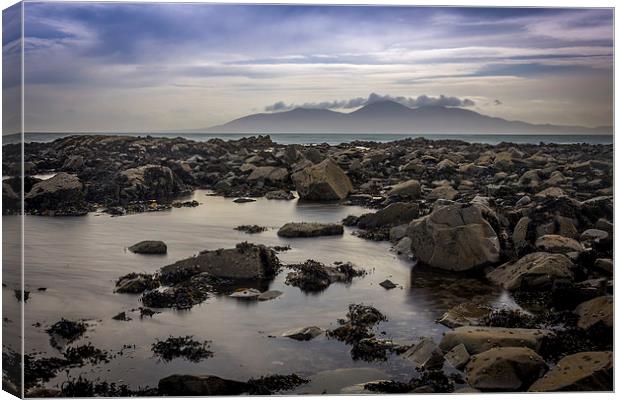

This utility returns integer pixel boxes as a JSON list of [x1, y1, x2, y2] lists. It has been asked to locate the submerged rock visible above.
[[277, 222, 343, 238], [292, 159, 353, 201], [407, 203, 500, 271]]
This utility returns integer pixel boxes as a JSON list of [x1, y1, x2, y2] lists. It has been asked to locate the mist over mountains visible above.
[[203, 101, 611, 134]]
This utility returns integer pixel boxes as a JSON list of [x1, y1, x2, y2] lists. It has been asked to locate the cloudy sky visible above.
[[5, 3, 614, 132]]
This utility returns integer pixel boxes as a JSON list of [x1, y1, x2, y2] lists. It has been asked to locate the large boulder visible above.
[[407, 203, 500, 271], [388, 179, 421, 199], [439, 326, 551, 355], [357, 202, 419, 229], [158, 375, 248, 396], [160, 243, 278, 280], [574, 296, 613, 331], [25, 173, 85, 212], [529, 352, 612, 392], [486, 252, 574, 291], [466, 347, 547, 391], [277, 222, 344, 238], [292, 159, 353, 201], [116, 164, 186, 203]]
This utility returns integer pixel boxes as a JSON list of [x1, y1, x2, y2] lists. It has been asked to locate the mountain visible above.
[[202, 100, 612, 134]]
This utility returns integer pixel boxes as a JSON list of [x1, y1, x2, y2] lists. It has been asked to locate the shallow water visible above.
[[4, 191, 514, 392]]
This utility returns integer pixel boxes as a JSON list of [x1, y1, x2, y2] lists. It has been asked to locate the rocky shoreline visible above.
[[3, 134, 613, 394]]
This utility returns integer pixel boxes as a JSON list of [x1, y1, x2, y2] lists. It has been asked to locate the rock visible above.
[[128, 240, 167, 254], [115, 272, 159, 294], [486, 252, 574, 291], [595, 218, 613, 235], [265, 190, 295, 200], [160, 243, 279, 280], [247, 166, 288, 182], [402, 337, 444, 370], [437, 303, 492, 328], [534, 187, 566, 199], [388, 179, 421, 199], [233, 197, 256, 203], [2, 182, 20, 213], [407, 203, 500, 271], [512, 216, 531, 253], [534, 235, 583, 254], [112, 311, 131, 321], [466, 347, 547, 391], [229, 288, 261, 299], [393, 237, 413, 257], [439, 326, 551, 354], [117, 165, 185, 203], [277, 222, 344, 238], [516, 195, 531, 207], [285, 260, 364, 292], [529, 352, 612, 392], [282, 326, 323, 341], [158, 374, 248, 396], [444, 343, 470, 369], [292, 159, 353, 201], [62, 155, 84, 171], [257, 290, 283, 301], [580, 229, 609, 242], [25, 172, 85, 212], [379, 279, 397, 290], [427, 185, 458, 201], [357, 202, 419, 229], [574, 296, 613, 331], [594, 258, 613, 274], [389, 224, 408, 241]]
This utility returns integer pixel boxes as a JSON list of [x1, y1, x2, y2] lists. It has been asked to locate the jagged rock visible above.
[[292, 159, 353, 201], [115, 273, 159, 294], [388, 179, 421, 199], [529, 352, 612, 392], [282, 326, 323, 341], [444, 343, 470, 369], [379, 279, 397, 290], [277, 222, 344, 238], [160, 243, 278, 280], [466, 347, 547, 391], [439, 326, 551, 354], [357, 202, 419, 229], [574, 296, 613, 331], [402, 337, 444, 370], [158, 374, 248, 396], [486, 252, 574, 291], [117, 165, 185, 202], [25, 173, 85, 213], [128, 240, 167, 254], [407, 203, 500, 271]]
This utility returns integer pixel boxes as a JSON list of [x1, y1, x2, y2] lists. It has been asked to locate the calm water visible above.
[[2, 132, 614, 146], [3, 191, 515, 393]]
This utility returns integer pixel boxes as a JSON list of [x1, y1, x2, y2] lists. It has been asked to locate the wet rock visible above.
[[172, 199, 199, 208], [408, 203, 500, 271], [112, 312, 131, 321], [379, 279, 397, 290], [25, 173, 87, 215], [128, 240, 167, 254], [529, 351, 612, 392], [277, 222, 343, 238], [437, 303, 492, 328], [115, 273, 159, 294], [158, 374, 248, 396], [285, 260, 364, 292], [439, 326, 551, 354], [229, 288, 261, 299], [233, 197, 256, 203], [534, 235, 583, 254], [574, 296, 612, 331], [444, 343, 470, 369], [234, 225, 267, 234], [466, 347, 547, 391], [160, 242, 279, 280], [117, 165, 186, 203], [257, 290, 283, 301], [387, 179, 421, 199], [151, 336, 213, 363], [265, 190, 295, 200], [402, 337, 444, 370], [292, 159, 353, 201], [393, 237, 413, 257], [357, 202, 419, 229], [282, 326, 323, 341], [327, 304, 386, 345], [486, 252, 574, 291]]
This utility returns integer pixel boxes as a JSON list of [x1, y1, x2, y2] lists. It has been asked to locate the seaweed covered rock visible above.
[[292, 159, 353, 201], [407, 203, 500, 271], [285, 260, 364, 292], [158, 375, 248, 396]]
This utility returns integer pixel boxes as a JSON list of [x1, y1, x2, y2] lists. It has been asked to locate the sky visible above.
[[2, 2, 614, 132]]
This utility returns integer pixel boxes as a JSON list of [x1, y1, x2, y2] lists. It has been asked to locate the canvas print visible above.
[[1, 1, 614, 397]]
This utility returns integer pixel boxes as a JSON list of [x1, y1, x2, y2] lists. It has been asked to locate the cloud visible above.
[[264, 93, 476, 112]]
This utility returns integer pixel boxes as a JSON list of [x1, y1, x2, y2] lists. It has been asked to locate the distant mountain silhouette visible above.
[[202, 100, 611, 134]]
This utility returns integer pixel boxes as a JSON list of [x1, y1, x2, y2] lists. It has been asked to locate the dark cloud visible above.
[[265, 93, 476, 112]]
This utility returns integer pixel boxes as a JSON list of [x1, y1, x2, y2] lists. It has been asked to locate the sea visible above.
[[1, 132, 614, 146]]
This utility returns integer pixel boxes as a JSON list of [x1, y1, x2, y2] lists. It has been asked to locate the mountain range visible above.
[[202, 100, 611, 134]]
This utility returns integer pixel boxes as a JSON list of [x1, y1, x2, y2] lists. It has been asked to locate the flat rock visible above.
[[407, 203, 500, 271], [574, 295, 613, 330], [437, 302, 492, 328], [466, 347, 547, 391], [229, 288, 261, 299], [257, 290, 283, 301], [486, 252, 574, 291], [277, 222, 344, 238], [439, 326, 552, 354], [529, 351, 612, 392], [282, 326, 323, 341]]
